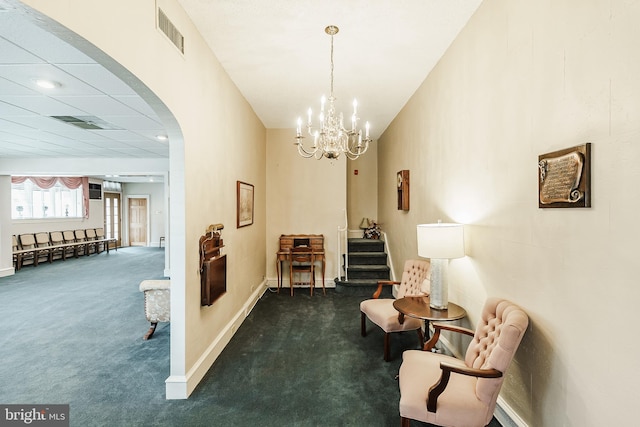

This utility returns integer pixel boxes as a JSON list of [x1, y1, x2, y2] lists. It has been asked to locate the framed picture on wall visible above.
[[236, 181, 254, 228]]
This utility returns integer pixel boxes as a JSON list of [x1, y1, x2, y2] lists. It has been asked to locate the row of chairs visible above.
[[12, 228, 117, 271]]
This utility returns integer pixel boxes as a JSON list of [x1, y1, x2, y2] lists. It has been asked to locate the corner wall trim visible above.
[[0, 267, 15, 278]]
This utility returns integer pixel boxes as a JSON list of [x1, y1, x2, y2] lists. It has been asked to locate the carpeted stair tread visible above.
[[347, 264, 389, 271], [336, 238, 391, 294], [345, 253, 387, 268], [347, 238, 385, 252], [334, 278, 390, 296]]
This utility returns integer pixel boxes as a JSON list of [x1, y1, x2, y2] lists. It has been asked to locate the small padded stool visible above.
[[139, 280, 170, 340]]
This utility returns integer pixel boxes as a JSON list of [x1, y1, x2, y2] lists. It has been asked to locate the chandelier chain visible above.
[[329, 32, 334, 96]]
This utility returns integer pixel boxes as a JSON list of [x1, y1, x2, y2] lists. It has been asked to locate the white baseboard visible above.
[[0, 267, 15, 277], [165, 280, 268, 399], [495, 396, 528, 427]]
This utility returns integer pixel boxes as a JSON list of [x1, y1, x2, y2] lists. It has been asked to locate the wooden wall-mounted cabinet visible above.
[[397, 170, 409, 211]]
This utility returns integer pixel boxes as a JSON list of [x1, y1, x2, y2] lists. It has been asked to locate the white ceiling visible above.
[[179, 0, 483, 138], [0, 7, 169, 160], [0, 0, 482, 161]]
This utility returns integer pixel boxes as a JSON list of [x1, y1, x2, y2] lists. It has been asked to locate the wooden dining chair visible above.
[[289, 246, 314, 296]]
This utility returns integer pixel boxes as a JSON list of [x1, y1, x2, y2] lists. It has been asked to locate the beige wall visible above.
[[378, 0, 639, 425], [22, 0, 267, 398], [266, 129, 346, 287], [347, 140, 378, 233]]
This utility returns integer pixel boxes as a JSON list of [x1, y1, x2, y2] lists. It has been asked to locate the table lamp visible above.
[[360, 217, 370, 229], [417, 222, 465, 309]]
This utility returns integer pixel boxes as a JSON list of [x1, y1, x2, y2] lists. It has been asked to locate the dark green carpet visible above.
[[0, 247, 500, 426]]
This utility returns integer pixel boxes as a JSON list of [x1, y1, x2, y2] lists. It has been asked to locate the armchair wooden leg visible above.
[[143, 322, 158, 340], [384, 332, 391, 362], [400, 416, 410, 427], [361, 312, 367, 337]]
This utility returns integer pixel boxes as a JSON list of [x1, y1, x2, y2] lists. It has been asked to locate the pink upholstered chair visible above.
[[360, 259, 431, 361], [398, 298, 529, 427]]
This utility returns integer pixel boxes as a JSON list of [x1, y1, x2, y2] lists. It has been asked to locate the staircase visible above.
[[334, 238, 391, 296]]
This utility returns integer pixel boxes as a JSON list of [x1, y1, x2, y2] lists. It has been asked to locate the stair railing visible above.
[[337, 209, 349, 281], [380, 231, 397, 282]]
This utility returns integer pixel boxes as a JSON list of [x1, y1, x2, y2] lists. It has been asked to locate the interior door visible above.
[[129, 198, 148, 246], [104, 192, 121, 249]]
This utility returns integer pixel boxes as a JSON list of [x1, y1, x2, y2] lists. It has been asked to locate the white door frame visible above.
[[126, 195, 150, 246]]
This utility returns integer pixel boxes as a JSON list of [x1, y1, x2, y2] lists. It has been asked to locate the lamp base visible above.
[[429, 258, 448, 309]]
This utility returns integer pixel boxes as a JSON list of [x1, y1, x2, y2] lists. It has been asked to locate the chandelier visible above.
[[295, 25, 371, 160]]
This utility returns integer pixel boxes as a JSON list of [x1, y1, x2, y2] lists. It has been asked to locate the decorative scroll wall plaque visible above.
[[538, 143, 591, 208]]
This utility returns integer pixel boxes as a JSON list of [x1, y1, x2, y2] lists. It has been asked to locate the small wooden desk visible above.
[[276, 234, 325, 293], [393, 296, 466, 341]]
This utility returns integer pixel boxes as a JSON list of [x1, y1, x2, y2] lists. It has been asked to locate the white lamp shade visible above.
[[417, 223, 465, 259]]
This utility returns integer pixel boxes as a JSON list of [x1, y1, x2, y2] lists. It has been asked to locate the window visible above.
[[11, 177, 87, 219]]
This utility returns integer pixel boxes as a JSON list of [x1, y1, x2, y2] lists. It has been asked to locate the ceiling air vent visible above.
[[158, 8, 184, 54], [50, 115, 121, 130]]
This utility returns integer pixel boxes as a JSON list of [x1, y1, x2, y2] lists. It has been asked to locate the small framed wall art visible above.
[[538, 143, 591, 208], [236, 181, 254, 227]]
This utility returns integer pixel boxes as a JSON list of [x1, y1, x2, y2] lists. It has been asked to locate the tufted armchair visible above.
[[398, 298, 529, 427], [360, 259, 431, 361], [139, 280, 171, 340]]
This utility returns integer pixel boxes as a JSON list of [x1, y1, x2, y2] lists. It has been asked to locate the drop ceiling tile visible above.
[[93, 129, 156, 142], [53, 95, 139, 116], [100, 114, 163, 131], [0, 100, 35, 116], [0, 64, 103, 96], [57, 64, 138, 96], [0, 13, 95, 64], [0, 76, 40, 95], [0, 37, 43, 64], [1, 94, 88, 116], [0, 118, 37, 133], [113, 95, 160, 117]]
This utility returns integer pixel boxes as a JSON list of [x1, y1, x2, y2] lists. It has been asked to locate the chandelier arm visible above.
[[344, 136, 370, 156], [345, 145, 369, 157], [296, 140, 319, 158]]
